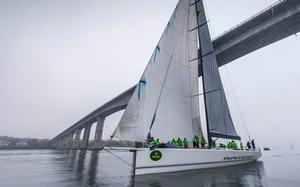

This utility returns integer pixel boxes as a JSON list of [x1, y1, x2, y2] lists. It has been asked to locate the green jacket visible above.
[[200, 138, 207, 145], [192, 136, 199, 143], [183, 139, 189, 146], [240, 143, 244, 149], [227, 142, 232, 149], [177, 138, 183, 146], [211, 141, 216, 149], [153, 140, 160, 145], [231, 141, 237, 149], [171, 139, 177, 145]]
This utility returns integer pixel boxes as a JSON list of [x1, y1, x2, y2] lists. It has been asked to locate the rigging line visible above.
[[189, 21, 209, 32], [110, 135, 132, 148], [103, 148, 134, 169], [191, 88, 219, 97], [189, 50, 214, 62], [190, 0, 200, 7], [148, 32, 181, 131], [149, 49, 176, 131], [106, 146, 134, 153], [223, 67, 251, 141]]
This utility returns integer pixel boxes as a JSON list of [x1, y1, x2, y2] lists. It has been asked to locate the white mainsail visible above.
[[113, 0, 202, 142]]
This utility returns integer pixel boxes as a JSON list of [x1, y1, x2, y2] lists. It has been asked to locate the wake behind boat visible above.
[[109, 0, 262, 175]]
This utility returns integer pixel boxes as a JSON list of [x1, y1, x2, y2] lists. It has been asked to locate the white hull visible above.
[[135, 148, 261, 175]]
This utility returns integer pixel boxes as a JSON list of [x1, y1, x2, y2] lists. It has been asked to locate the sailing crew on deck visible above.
[[251, 139, 256, 150], [183, 138, 189, 149], [246, 141, 251, 150], [171, 138, 177, 145], [227, 141, 232, 149], [200, 137, 207, 148], [232, 140, 237, 149], [177, 137, 183, 147], [152, 138, 160, 147], [240, 142, 244, 150], [192, 135, 199, 148], [211, 140, 216, 149], [220, 143, 226, 149]]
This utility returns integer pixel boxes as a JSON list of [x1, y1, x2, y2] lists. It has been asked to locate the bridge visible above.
[[50, 0, 300, 149]]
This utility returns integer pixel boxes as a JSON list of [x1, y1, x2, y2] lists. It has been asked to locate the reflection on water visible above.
[[54, 150, 133, 187], [1, 149, 300, 187], [88, 151, 99, 185], [136, 161, 266, 187]]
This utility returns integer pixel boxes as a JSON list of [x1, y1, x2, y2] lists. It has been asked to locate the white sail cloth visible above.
[[113, 0, 203, 142]]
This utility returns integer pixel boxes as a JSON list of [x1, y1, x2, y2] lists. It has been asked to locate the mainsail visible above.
[[113, 0, 203, 142], [196, 1, 241, 140]]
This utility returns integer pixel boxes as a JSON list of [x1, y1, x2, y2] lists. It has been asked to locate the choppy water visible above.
[[0, 149, 299, 187]]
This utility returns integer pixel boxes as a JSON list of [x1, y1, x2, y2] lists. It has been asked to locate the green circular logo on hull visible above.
[[150, 150, 162, 161]]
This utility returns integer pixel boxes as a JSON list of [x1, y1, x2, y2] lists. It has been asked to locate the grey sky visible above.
[[0, 0, 299, 148]]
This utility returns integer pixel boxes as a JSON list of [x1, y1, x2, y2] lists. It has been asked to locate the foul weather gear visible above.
[[171, 138, 177, 145], [183, 138, 189, 148], [200, 137, 207, 148], [251, 139, 256, 150], [177, 138, 183, 147], [240, 142, 244, 150]]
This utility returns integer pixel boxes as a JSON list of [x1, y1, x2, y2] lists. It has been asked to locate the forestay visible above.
[[113, 0, 203, 142]]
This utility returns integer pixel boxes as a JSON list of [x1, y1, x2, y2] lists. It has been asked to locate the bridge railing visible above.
[[213, 0, 284, 41]]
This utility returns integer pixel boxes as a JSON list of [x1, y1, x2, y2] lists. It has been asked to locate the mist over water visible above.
[[0, 149, 299, 187]]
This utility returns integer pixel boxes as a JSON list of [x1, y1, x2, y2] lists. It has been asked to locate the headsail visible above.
[[113, 0, 203, 142], [196, 1, 241, 140]]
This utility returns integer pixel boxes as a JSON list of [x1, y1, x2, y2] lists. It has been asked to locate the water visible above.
[[0, 149, 299, 187]]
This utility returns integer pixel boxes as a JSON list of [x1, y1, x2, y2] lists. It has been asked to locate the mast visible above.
[[195, 1, 211, 145]]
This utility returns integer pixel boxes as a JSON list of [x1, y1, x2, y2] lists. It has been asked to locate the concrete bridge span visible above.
[[50, 0, 300, 149]]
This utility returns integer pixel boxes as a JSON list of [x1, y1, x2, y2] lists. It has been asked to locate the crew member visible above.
[[183, 138, 189, 149], [227, 141, 232, 149], [232, 140, 237, 149], [154, 138, 160, 146], [196, 136, 200, 148], [177, 137, 183, 147], [211, 140, 216, 149], [171, 138, 177, 145], [192, 135, 198, 148], [251, 139, 256, 150], [240, 142, 244, 150], [220, 143, 226, 149], [200, 137, 207, 148], [246, 141, 251, 150]]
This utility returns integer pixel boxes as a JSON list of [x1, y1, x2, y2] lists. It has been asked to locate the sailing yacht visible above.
[[110, 0, 261, 175]]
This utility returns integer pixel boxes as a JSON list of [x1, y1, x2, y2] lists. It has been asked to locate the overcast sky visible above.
[[0, 0, 299, 149]]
